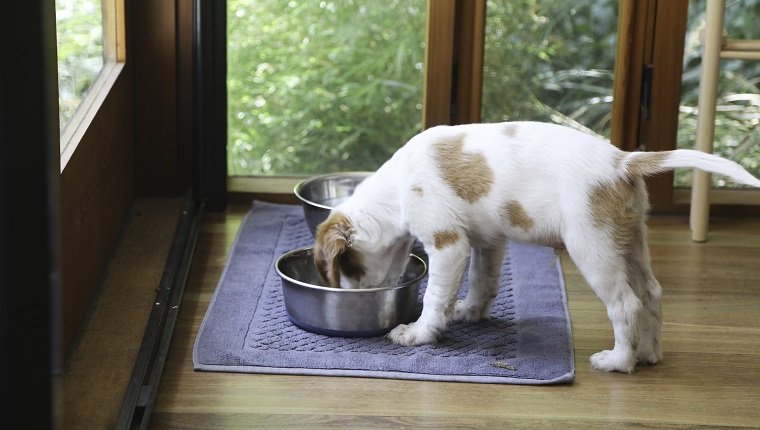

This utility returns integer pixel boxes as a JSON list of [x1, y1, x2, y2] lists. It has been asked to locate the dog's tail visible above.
[[622, 149, 760, 188]]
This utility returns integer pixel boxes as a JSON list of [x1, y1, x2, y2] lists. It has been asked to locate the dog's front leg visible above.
[[452, 239, 507, 323], [387, 240, 469, 346]]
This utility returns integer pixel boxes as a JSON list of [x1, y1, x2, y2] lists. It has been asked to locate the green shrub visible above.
[[227, 0, 425, 175]]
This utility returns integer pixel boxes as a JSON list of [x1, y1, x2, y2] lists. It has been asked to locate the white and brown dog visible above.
[[313, 121, 760, 373]]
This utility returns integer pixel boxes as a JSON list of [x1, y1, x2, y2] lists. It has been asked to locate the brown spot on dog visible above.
[[502, 200, 534, 232], [433, 135, 494, 203], [433, 230, 459, 250], [589, 179, 644, 250], [314, 212, 365, 288], [504, 123, 518, 138], [412, 185, 424, 196], [542, 236, 566, 250], [625, 152, 669, 177]]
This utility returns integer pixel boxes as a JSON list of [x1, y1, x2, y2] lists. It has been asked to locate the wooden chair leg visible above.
[[690, 0, 725, 242]]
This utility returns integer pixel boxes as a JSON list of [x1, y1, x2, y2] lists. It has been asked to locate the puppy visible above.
[[313, 121, 760, 373]]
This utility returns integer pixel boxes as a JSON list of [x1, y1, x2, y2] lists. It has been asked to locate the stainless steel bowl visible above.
[[293, 172, 372, 237], [275, 247, 427, 337]]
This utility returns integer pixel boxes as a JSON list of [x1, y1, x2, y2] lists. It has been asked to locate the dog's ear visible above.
[[314, 212, 355, 288]]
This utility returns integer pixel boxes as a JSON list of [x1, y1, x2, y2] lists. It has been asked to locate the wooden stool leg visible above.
[[690, 0, 725, 242]]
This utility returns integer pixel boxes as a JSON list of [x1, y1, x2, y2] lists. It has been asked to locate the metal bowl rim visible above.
[[275, 246, 427, 293], [293, 171, 374, 210]]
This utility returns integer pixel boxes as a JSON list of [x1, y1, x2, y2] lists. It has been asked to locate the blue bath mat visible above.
[[193, 201, 575, 384]]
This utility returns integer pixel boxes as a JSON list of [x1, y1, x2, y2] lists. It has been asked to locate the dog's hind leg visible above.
[[452, 238, 508, 323], [566, 233, 642, 373], [627, 223, 663, 366]]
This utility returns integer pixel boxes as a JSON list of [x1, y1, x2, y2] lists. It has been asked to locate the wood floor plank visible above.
[[151, 204, 760, 429]]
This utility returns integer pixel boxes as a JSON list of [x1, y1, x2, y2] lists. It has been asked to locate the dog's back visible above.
[[390, 122, 623, 245]]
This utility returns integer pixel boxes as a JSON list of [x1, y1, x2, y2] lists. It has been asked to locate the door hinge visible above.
[[640, 64, 654, 120], [450, 60, 459, 121]]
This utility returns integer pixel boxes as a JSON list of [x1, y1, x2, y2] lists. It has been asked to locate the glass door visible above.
[[481, 1, 619, 138], [676, 0, 760, 190], [227, 0, 426, 178]]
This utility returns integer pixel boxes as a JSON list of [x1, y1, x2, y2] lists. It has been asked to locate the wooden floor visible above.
[[142, 201, 760, 429]]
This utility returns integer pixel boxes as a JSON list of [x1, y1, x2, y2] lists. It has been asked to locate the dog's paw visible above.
[[590, 349, 636, 374], [636, 347, 663, 366], [386, 322, 438, 346], [451, 300, 489, 323]]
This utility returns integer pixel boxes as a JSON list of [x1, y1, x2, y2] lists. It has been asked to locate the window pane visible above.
[[227, 0, 426, 176], [481, 0, 618, 138], [676, 0, 760, 189], [56, 0, 105, 132]]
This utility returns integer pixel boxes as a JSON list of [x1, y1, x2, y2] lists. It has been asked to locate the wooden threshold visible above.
[[116, 193, 203, 430]]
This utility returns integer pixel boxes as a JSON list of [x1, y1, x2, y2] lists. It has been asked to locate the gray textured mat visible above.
[[193, 201, 574, 384]]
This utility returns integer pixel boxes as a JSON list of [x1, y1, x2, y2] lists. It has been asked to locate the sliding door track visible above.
[[116, 194, 204, 430]]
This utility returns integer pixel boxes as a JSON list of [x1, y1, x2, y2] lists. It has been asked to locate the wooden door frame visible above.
[[613, 0, 690, 211], [193, 0, 229, 212], [424, 0, 486, 128], [0, 1, 58, 426], [613, 0, 759, 214]]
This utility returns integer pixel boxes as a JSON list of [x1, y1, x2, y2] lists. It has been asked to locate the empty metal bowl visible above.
[[293, 172, 372, 237], [275, 247, 427, 337]]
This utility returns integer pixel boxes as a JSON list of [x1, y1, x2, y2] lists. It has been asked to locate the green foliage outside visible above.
[[228, 0, 759, 187], [228, 0, 619, 176], [227, 0, 426, 175], [56, 0, 104, 132], [676, 0, 760, 188], [481, 0, 618, 137]]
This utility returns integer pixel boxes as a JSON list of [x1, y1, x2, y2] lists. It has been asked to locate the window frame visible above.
[[59, 0, 126, 172]]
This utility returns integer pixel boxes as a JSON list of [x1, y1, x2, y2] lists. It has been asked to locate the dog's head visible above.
[[313, 211, 413, 289]]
